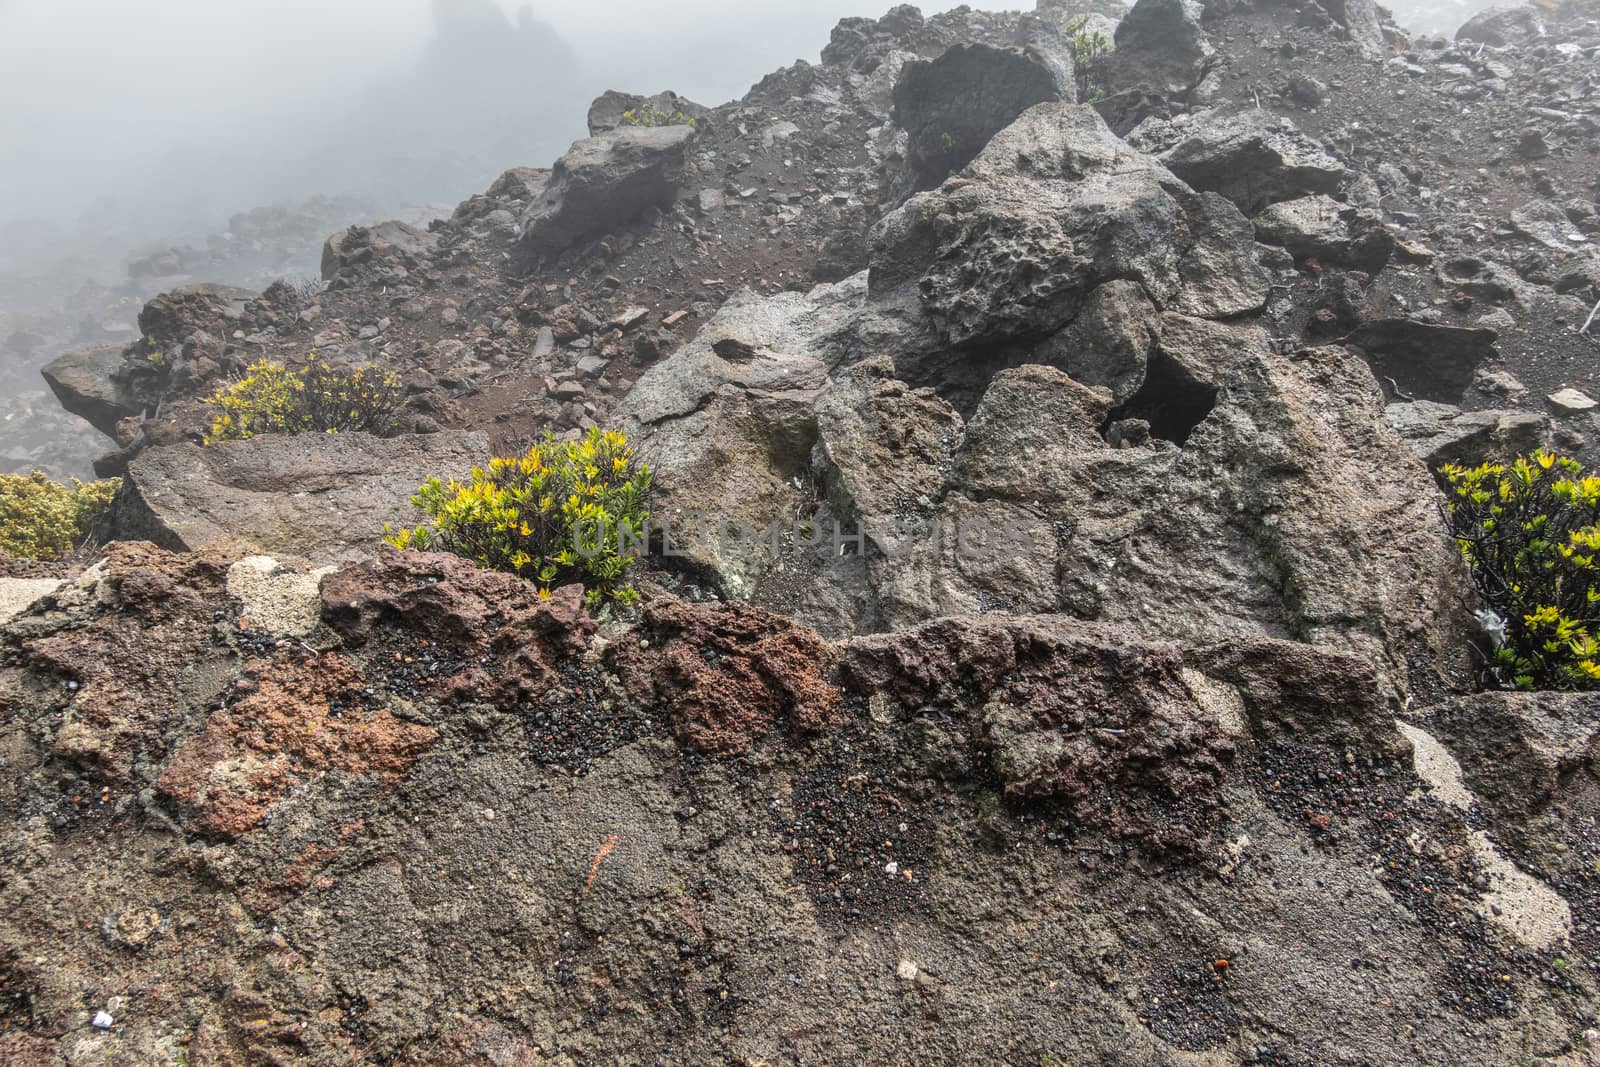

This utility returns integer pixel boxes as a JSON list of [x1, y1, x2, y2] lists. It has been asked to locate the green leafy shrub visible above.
[[1441, 450, 1600, 690], [0, 472, 121, 560], [386, 427, 653, 609], [204, 358, 403, 444], [619, 108, 696, 129], [1066, 15, 1112, 103]]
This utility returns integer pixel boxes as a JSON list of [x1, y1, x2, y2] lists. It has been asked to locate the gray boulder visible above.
[[516, 126, 694, 263], [871, 102, 1267, 345], [1384, 400, 1551, 468], [1129, 109, 1351, 214], [1033, 280, 1159, 404], [1172, 188, 1272, 318], [892, 43, 1073, 192], [1342, 319, 1499, 403], [1324, 0, 1391, 57], [1509, 199, 1592, 252], [113, 431, 488, 563], [1253, 194, 1396, 273], [951, 364, 1111, 501], [1424, 692, 1600, 836], [817, 355, 964, 531], [41, 343, 139, 440], [586, 90, 708, 135], [1456, 5, 1545, 45], [320, 222, 438, 282], [615, 281, 885, 597], [1110, 0, 1214, 93]]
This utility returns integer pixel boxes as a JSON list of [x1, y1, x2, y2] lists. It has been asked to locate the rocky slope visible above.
[[5, 0, 1600, 1063]]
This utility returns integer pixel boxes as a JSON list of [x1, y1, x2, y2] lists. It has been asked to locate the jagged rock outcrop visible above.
[[320, 220, 440, 283], [625, 98, 1468, 699], [40, 343, 140, 440], [516, 125, 695, 263], [136, 283, 259, 347], [1456, 5, 1546, 45], [586, 89, 709, 135], [0, 543, 1587, 1064], [870, 102, 1268, 346], [1129, 109, 1352, 214], [891, 42, 1075, 191], [112, 431, 487, 561], [14, 1, 1600, 1061]]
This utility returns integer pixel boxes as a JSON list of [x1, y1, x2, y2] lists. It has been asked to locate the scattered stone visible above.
[[1253, 195, 1395, 273], [608, 307, 651, 332], [1475, 368, 1527, 398], [1548, 388, 1597, 414]]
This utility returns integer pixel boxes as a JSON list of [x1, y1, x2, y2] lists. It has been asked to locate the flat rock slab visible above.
[[40, 343, 137, 440], [0, 578, 63, 624], [116, 431, 489, 563]]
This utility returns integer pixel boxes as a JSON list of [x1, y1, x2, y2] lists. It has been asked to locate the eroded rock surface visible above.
[[114, 431, 488, 561], [12, 0, 1600, 1061], [0, 545, 1589, 1064]]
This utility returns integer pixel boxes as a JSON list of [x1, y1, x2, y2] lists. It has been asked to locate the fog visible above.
[[0, 0, 983, 263], [0, 0, 1501, 278]]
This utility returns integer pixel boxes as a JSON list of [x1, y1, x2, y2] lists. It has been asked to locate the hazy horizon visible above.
[[0, 0, 1506, 266]]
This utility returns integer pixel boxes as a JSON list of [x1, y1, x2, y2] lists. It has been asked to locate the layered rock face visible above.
[[0, 545, 1587, 1066], [625, 98, 1470, 701], [9, 0, 1600, 1062]]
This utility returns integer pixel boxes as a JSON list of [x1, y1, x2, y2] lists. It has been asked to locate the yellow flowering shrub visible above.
[[205, 358, 402, 444], [619, 108, 696, 128], [1441, 450, 1600, 690], [386, 428, 652, 609], [0, 472, 121, 560]]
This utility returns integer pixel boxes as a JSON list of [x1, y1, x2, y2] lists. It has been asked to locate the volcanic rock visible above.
[[113, 431, 488, 561], [516, 126, 694, 263]]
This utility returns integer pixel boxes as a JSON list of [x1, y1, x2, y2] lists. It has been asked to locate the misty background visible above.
[[0, 0, 1506, 478], [0, 0, 979, 279], [1, 0, 1498, 279]]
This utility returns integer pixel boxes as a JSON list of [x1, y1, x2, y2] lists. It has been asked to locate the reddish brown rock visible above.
[[157, 651, 437, 837], [321, 550, 596, 704], [1188, 636, 1398, 750], [843, 615, 1235, 849], [610, 598, 843, 753], [25, 542, 233, 781]]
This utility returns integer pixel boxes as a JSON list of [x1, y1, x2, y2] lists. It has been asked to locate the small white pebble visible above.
[[896, 960, 919, 981], [91, 1011, 114, 1030], [483, 808, 495, 821], [884, 861, 899, 875]]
